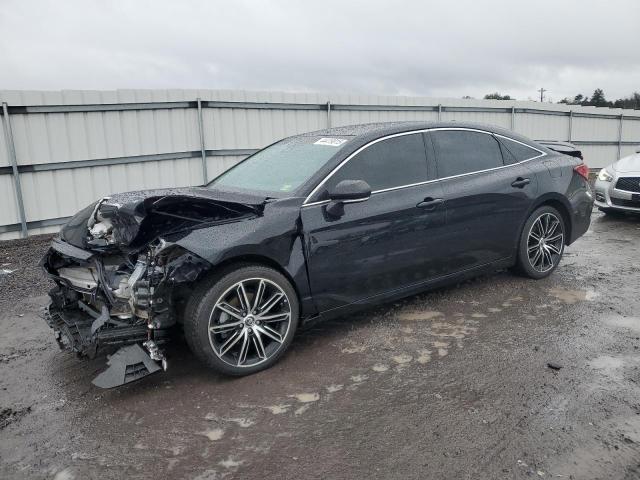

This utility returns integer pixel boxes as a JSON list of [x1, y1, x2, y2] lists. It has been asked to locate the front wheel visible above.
[[184, 264, 299, 376], [514, 206, 565, 279]]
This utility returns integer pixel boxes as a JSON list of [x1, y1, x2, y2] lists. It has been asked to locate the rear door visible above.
[[428, 129, 539, 272], [300, 132, 447, 313]]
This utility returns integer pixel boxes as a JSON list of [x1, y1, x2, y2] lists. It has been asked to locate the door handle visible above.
[[416, 197, 444, 210], [511, 177, 531, 188]]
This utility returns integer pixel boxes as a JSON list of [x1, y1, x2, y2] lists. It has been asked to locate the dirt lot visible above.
[[1, 211, 639, 480]]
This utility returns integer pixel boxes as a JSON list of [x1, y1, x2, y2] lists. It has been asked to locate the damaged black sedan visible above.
[[42, 122, 593, 387]]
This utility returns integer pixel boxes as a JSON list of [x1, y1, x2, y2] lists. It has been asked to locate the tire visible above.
[[184, 264, 299, 376], [514, 206, 566, 279]]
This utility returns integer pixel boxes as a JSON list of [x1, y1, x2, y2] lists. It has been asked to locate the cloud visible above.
[[1, 0, 638, 101]]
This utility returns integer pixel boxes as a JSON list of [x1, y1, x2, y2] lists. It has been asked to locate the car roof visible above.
[[292, 121, 551, 198], [301, 120, 538, 146]]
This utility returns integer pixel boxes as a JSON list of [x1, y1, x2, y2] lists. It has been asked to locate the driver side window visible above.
[[317, 133, 429, 200]]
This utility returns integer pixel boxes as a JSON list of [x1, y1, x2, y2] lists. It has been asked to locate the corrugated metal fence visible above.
[[2, 89, 639, 240]]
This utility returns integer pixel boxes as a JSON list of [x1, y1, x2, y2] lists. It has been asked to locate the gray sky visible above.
[[1, 0, 639, 101]]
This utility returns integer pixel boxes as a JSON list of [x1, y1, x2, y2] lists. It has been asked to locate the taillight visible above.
[[574, 163, 590, 180]]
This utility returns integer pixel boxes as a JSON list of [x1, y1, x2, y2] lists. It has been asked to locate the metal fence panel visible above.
[[578, 144, 620, 167], [9, 106, 201, 165], [205, 154, 245, 181], [442, 110, 511, 130], [620, 144, 639, 159], [203, 106, 326, 150], [572, 115, 621, 142], [0, 174, 19, 227], [512, 112, 569, 141], [0, 112, 8, 168], [332, 108, 439, 127], [1, 88, 639, 240], [622, 117, 640, 144]]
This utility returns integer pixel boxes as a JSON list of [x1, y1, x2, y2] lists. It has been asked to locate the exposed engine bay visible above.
[[41, 190, 260, 388]]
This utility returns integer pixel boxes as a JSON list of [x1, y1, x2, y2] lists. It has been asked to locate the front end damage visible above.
[[41, 190, 260, 388]]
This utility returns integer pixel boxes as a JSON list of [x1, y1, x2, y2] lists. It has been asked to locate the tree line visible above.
[[479, 89, 640, 110], [558, 89, 640, 109]]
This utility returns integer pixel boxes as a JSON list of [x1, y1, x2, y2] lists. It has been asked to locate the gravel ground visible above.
[[0, 234, 53, 314], [1, 212, 640, 480]]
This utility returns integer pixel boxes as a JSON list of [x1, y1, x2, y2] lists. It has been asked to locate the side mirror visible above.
[[325, 180, 371, 217]]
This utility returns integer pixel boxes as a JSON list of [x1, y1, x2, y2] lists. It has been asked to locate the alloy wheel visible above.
[[527, 212, 564, 273], [208, 278, 291, 367]]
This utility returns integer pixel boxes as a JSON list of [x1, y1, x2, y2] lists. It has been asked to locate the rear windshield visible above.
[[208, 136, 352, 196]]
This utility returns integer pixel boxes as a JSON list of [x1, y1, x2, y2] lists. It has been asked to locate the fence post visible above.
[[511, 106, 515, 131], [617, 113, 624, 160], [568, 110, 573, 142], [196, 98, 208, 185], [1, 102, 28, 238], [437, 104, 442, 121], [326, 101, 331, 128]]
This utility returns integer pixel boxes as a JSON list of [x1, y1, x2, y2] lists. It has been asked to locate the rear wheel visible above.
[[514, 206, 565, 279], [184, 264, 299, 376]]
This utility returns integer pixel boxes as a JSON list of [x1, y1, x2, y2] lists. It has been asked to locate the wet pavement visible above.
[[1, 211, 640, 480]]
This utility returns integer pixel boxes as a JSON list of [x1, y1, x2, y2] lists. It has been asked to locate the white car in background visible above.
[[594, 149, 640, 214]]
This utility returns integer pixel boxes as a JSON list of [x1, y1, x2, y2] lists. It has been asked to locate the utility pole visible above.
[[538, 87, 547, 102]]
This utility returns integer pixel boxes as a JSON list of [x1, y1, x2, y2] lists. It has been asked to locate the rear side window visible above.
[[319, 133, 428, 197], [431, 130, 503, 178], [498, 136, 541, 164]]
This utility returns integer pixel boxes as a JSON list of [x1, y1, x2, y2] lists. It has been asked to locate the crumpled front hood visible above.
[[60, 187, 266, 250], [103, 187, 267, 208]]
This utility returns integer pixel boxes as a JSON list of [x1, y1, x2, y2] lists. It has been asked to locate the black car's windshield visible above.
[[208, 136, 352, 196]]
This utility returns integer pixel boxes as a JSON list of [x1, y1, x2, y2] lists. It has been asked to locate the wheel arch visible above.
[[198, 254, 305, 317], [522, 194, 573, 246]]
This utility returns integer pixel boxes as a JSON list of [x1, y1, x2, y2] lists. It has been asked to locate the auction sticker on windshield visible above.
[[314, 138, 348, 147]]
